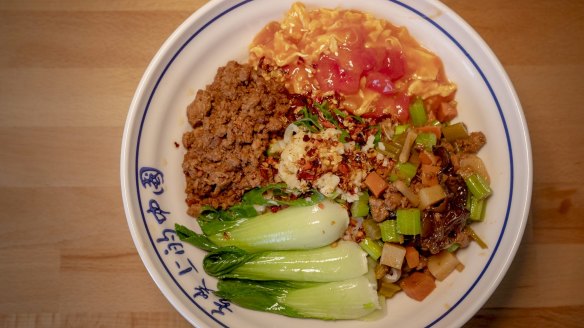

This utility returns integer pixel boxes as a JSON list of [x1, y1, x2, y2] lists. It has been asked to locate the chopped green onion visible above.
[[409, 98, 427, 127], [359, 238, 384, 260], [442, 122, 468, 141], [294, 107, 323, 133], [415, 132, 437, 151], [335, 109, 365, 124], [373, 125, 382, 145], [469, 196, 486, 221], [333, 108, 347, 118], [363, 219, 382, 240], [379, 220, 403, 243], [339, 129, 351, 143], [394, 124, 410, 135], [351, 192, 370, 217], [396, 208, 421, 235], [315, 102, 339, 128], [465, 173, 492, 200], [394, 162, 418, 185], [352, 115, 365, 123]]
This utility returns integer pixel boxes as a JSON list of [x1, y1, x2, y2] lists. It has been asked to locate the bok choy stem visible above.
[[215, 275, 380, 320], [204, 241, 368, 282], [177, 201, 349, 253]]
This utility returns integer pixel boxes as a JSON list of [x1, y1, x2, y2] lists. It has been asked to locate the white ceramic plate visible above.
[[120, 0, 532, 327]]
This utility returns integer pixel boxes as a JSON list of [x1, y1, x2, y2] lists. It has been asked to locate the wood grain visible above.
[[0, 0, 582, 327]]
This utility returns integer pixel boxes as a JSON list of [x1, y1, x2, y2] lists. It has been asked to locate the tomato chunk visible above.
[[358, 48, 379, 74], [315, 54, 339, 92], [315, 53, 361, 95], [368, 92, 410, 122], [393, 92, 410, 123], [380, 48, 406, 81], [366, 72, 395, 95]]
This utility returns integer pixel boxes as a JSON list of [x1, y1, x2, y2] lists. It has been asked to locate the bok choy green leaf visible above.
[[204, 241, 367, 282], [174, 224, 218, 252]]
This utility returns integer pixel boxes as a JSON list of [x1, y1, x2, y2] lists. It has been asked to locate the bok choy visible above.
[[215, 275, 380, 320], [176, 200, 349, 252], [203, 241, 368, 282]]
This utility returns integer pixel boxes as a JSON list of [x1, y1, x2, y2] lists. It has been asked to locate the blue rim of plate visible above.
[[132, 0, 514, 327]]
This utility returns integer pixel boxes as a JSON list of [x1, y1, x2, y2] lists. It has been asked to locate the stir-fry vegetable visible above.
[[399, 272, 436, 301], [215, 275, 380, 320], [359, 238, 384, 261], [396, 209, 421, 235], [208, 201, 348, 252], [351, 192, 370, 217], [410, 98, 428, 127], [203, 241, 368, 282], [177, 200, 349, 252], [427, 251, 461, 281], [379, 220, 402, 243], [465, 173, 492, 200], [364, 172, 389, 197], [442, 122, 468, 141]]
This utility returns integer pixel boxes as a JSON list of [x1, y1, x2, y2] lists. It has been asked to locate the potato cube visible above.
[[380, 243, 406, 269]]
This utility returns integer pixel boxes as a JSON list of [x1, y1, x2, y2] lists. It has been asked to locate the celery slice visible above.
[[410, 98, 427, 127], [396, 208, 421, 235], [363, 219, 382, 240], [351, 192, 370, 217], [394, 162, 418, 184], [377, 133, 406, 160], [359, 238, 383, 260], [415, 132, 437, 151], [469, 196, 486, 221], [465, 173, 492, 200], [394, 124, 410, 135], [379, 220, 402, 243], [442, 122, 468, 141]]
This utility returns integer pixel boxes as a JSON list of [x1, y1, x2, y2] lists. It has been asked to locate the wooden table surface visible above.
[[1, 0, 582, 327]]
